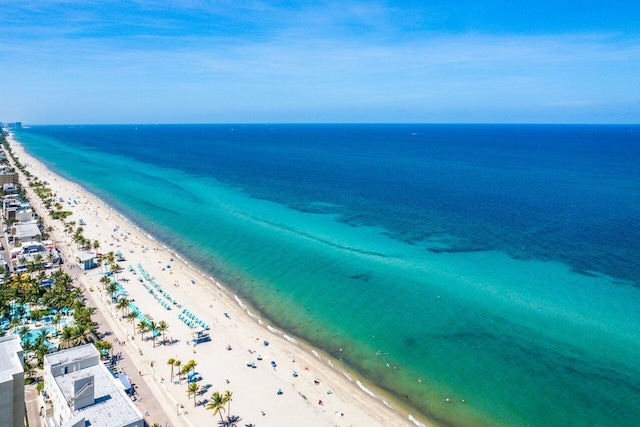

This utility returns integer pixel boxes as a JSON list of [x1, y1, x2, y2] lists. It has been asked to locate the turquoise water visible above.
[[12, 125, 640, 426], [16, 326, 56, 347]]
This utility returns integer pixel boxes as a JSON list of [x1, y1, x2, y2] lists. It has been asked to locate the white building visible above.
[[15, 208, 36, 223], [11, 240, 59, 269], [43, 344, 143, 427], [11, 222, 41, 245], [0, 335, 25, 427]]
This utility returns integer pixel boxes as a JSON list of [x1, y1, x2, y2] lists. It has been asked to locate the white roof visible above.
[[47, 345, 143, 427], [0, 335, 23, 381], [77, 252, 95, 262], [13, 222, 41, 239]]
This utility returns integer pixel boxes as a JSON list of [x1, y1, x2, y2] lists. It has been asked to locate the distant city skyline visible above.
[[0, 1, 638, 124]]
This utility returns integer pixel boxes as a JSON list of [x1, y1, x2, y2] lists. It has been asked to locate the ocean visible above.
[[13, 124, 640, 426]]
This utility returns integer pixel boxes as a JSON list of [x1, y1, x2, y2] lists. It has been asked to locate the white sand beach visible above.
[[7, 133, 425, 427]]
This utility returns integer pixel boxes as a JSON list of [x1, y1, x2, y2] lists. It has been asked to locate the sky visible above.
[[0, 0, 639, 124]]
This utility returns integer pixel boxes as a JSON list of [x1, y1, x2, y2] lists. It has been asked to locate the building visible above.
[[76, 252, 96, 270], [11, 241, 60, 269], [11, 222, 41, 245], [43, 344, 143, 427], [2, 122, 22, 129], [2, 181, 18, 191], [0, 335, 25, 427]]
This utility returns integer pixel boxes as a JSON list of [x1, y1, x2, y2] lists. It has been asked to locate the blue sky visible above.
[[0, 1, 638, 124]]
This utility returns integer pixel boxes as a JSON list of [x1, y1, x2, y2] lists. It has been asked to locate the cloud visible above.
[[1, 1, 638, 123]]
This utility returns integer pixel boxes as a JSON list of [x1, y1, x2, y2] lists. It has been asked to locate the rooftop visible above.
[[13, 222, 40, 239], [56, 364, 140, 427], [47, 345, 143, 427], [46, 343, 96, 367], [76, 252, 95, 262], [0, 335, 23, 381]]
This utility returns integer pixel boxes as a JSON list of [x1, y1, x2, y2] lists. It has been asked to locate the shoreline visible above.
[[7, 132, 428, 427]]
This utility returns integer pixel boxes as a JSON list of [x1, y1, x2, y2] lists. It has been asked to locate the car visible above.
[[44, 262, 53, 269]]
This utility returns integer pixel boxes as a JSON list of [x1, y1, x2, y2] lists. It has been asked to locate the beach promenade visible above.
[[9, 133, 420, 427]]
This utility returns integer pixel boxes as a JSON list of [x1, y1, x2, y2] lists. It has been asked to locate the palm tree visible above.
[[33, 328, 51, 367], [107, 282, 118, 299], [104, 251, 115, 265], [206, 391, 226, 422], [18, 326, 30, 343], [53, 313, 62, 333], [115, 298, 130, 318], [148, 321, 158, 347], [99, 275, 111, 290], [34, 328, 51, 346], [72, 233, 84, 249], [23, 359, 36, 382], [33, 253, 44, 271], [60, 326, 74, 349], [136, 319, 149, 340], [187, 382, 200, 407], [167, 358, 175, 380], [173, 360, 182, 383], [179, 365, 190, 385], [223, 390, 233, 417], [186, 359, 197, 374], [125, 312, 137, 335], [157, 320, 169, 345], [109, 262, 119, 280], [73, 323, 92, 345]]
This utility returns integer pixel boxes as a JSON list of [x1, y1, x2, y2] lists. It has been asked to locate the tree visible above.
[[73, 323, 92, 346], [33, 328, 51, 367], [167, 358, 175, 381], [110, 262, 119, 280], [187, 382, 200, 407], [33, 253, 44, 271], [53, 313, 62, 333], [107, 282, 118, 299], [148, 321, 158, 347], [136, 319, 149, 340], [95, 340, 112, 360], [173, 360, 182, 384], [99, 275, 111, 290], [17, 326, 30, 343], [60, 326, 74, 349], [157, 320, 169, 345], [125, 312, 137, 336], [223, 390, 233, 417], [179, 365, 190, 385], [23, 359, 36, 383], [206, 391, 226, 422], [115, 298, 130, 318]]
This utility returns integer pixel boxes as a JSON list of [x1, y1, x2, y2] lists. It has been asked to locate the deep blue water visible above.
[[13, 124, 640, 426]]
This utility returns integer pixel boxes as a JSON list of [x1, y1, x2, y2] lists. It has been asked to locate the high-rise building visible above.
[[0, 335, 25, 427]]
